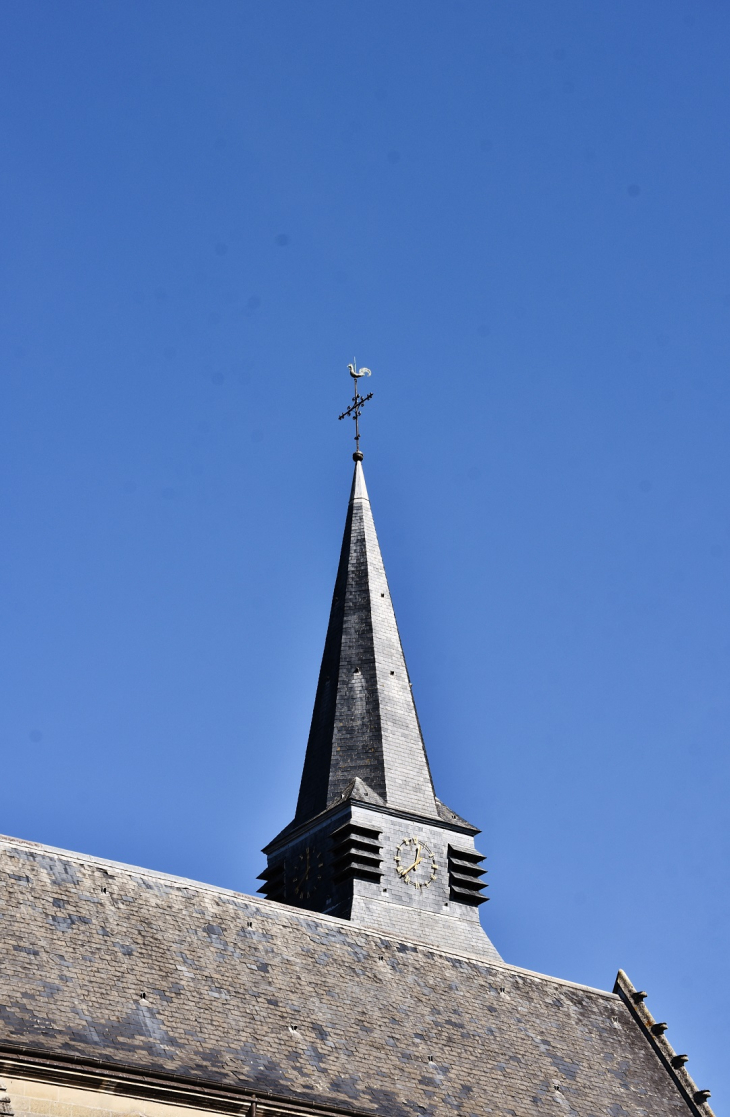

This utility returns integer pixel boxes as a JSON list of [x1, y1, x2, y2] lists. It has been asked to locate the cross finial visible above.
[[338, 360, 373, 461]]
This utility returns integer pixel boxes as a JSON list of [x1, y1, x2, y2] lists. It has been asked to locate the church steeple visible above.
[[259, 369, 500, 961], [295, 459, 439, 825]]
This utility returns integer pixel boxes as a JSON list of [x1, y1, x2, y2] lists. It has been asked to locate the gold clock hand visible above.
[[404, 847, 421, 878]]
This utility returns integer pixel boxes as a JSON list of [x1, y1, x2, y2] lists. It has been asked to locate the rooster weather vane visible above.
[[338, 360, 373, 461]]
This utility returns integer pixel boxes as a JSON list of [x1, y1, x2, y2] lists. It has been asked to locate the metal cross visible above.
[[338, 360, 373, 460]]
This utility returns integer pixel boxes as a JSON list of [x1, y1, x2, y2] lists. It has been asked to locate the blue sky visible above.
[[1, 0, 729, 1104]]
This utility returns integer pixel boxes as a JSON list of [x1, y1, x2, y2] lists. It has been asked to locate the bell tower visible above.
[[258, 368, 500, 960]]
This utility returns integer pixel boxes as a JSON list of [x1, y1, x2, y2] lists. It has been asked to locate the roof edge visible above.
[[613, 969, 714, 1117], [0, 1044, 366, 1117]]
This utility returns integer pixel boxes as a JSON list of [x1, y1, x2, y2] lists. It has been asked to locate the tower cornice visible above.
[[263, 796, 480, 858]]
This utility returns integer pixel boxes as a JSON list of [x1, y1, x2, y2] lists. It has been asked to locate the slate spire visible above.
[[294, 459, 440, 825], [261, 453, 496, 958]]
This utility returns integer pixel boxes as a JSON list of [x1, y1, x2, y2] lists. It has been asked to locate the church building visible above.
[[0, 380, 714, 1117]]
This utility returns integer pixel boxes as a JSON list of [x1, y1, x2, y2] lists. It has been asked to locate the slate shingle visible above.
[[0, 834, 695, 1117]]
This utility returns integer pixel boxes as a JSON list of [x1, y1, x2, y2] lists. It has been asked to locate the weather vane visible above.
[[338, 360, 373, 461]]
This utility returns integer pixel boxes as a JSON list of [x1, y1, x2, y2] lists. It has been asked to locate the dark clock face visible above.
[[291, 846, 324, 901]]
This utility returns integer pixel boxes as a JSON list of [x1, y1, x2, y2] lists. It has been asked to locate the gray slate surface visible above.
[[294, 462, 438, 827], [0, 834, 691, 1117]]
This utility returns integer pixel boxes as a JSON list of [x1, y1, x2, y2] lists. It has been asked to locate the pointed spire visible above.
[[295, 460, 439, 825]]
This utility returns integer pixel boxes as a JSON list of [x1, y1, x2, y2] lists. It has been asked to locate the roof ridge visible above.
[[0, 831, 617, 998]]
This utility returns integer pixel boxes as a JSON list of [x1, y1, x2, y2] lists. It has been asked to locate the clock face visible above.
[[394, 837, 438, 890], [291, 846, 324, 901]]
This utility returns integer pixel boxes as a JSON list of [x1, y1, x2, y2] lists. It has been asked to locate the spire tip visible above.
[[353, 451, 364, 462], [338, 361, 373, 457]]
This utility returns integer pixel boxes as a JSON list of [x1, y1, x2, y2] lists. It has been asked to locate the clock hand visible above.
[[402, 848, 423, 878]]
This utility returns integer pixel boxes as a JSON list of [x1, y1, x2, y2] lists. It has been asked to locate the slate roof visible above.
[[0, 833, 701, 1117], [294, 462, 439, 828]]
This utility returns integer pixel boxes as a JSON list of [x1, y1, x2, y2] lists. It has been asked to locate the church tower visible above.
[[0, 362, 714, 1117], [258, 388, 501, 960]]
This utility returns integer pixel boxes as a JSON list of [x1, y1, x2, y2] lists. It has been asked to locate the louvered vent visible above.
[[256, 860, 285, 901], [448, 845, 488, 905], [331, 822, 383, 883]]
